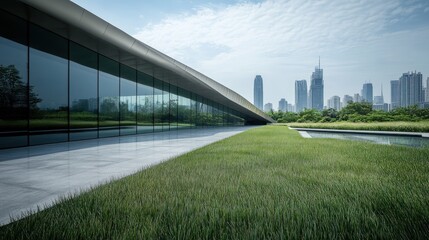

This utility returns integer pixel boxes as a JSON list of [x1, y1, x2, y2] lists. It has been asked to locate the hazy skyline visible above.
[[72, 0, 429, 107]]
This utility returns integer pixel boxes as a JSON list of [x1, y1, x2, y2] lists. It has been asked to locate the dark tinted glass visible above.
[[99, 55, 119, 137], [169, 85, 178, 130], [153, 79, 163, 132], [120, 64, 137, 135], [29, 24, 68, 145], [137, 72, 153, 133], [0, 12, 28, 148], [162, 81, 170, 131], [69, 42, 98, 140], [177, 88, 191, 129]]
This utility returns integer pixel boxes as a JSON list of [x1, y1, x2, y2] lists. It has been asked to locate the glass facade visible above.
[[0, 11, 245, 149]]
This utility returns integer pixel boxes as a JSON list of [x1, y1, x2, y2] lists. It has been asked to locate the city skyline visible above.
[[71, 0, 429, 106]]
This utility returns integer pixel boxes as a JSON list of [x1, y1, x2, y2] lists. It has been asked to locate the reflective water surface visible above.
[[306, 131, 429, 148]]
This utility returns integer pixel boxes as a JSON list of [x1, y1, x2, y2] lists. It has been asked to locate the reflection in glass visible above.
[[29, 24, 68, 145], [178, 88, 191, 129], [99, 56, 119, 138], [137, 71, 153, 133], [0, 37, 28, 148], [169, 85, 178, 130], [69, 42, 98, 140], [120, 65, 137, 135], [154, 79, 163, 132], [162, 81, 170, 131], [190, 93, 197, 128]]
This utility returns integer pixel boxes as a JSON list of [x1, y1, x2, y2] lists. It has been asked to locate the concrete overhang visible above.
[[2, 0, 274, 123]]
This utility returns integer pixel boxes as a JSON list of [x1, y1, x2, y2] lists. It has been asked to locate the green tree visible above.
[[339, 102, 372, 121], [297, 109, 322, 122]]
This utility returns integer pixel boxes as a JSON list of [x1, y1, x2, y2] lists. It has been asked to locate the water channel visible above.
[[303, 131, 429, 148]]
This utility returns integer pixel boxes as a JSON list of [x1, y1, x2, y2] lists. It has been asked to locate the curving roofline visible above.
[[13, 0, 274, 123]]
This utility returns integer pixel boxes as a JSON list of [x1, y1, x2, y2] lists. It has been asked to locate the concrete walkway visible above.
[[0, 126, 256, 226]]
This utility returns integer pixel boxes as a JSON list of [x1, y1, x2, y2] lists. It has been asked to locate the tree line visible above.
[[267, 102, 429, 123]]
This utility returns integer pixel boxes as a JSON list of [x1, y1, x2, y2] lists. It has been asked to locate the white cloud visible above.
[[133, 0, 429, 107]]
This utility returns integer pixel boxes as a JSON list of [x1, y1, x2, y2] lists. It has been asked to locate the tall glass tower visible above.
[[309, 58, 324, 111], [254, 75, 263, 110], [295, 80, 307, 112], [362, 83, 373, 103]]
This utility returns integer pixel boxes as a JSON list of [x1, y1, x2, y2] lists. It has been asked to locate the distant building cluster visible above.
[[253, 60, 428, 113]]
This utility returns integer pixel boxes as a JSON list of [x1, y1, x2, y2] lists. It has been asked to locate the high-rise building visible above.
[[328, 96, 341, 111], [342, 95, 353, 108], [264, 103, 273, 112], [353, 93, 362, 103], [426, 77, 429, 102], [295, 80, 307, 112], [309, 58, 323, 111], [390, 80, 400, 110], [399, 71, 423, 107], [278, 98, 287, 112], [362, 83, 373, 103], [253, 75, 263, 110], [287, 104, 294, 112], [373, 85, 384, 105]]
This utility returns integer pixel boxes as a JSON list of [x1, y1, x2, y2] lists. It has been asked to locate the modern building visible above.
[[328, 96, 341, 111], [361, 83, 373, 103], [399, 71, 423, 107], [426, 77, 429, 102], [390, 80, 400, 110], [294, 80, 307, 112], [264, 103, 273, 112], [254, 75, 264, 111], [353, 93, 362, 103], [373, 85, 384, 105], [287, 104, 294, 112], [0, 1, 273, 149], [278, 98, 287, 112], [342, 95, 353, 108], [373, 103, 389, 112], [309, 59, 324, 111]]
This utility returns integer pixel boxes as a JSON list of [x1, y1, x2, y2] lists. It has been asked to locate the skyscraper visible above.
[[390, 80, 400, 109], [253, 75, 263, 110], [362, 83, 373, 103], [309, 58, 323, 111], [399, 71, 423, 107], [328, 96, 341, 111], [426, 77, 429, 102], [373, 85, 384, 105], [295, 80, 307, 112], [264, 103, 273, 112], [342, 95, 353, 108], [278, 98, 287, 112], [353, 93, 362, 103]]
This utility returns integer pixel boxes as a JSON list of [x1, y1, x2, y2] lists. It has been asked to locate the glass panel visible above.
[[29, 24, 68, 145], [190, 93, 197, 128], [137, 71, 153, 134], [99, 55, 119, 138], [0, 15, 28, 148], [162, 81, 170, 131], [207, 100, 213, 127], [169, 85, 178, 131], [153, 79, 163, 132], [178, 88, 191, 129], [120, 64, 137, 135], [69, 42, 98, 141]]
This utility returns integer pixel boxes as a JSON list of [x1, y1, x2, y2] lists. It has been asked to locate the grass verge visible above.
[[287, 121, 429, 132], [1, 126, 428, 239]]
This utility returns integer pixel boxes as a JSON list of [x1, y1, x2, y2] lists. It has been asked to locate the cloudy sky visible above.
[[72, 0, 429, 109]]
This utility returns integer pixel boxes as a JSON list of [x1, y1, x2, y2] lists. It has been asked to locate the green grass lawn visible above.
[[287, 121, 429, 132], [1, 126, 428, 239]]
